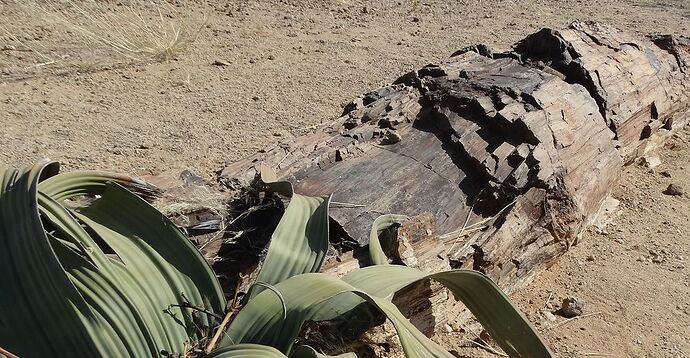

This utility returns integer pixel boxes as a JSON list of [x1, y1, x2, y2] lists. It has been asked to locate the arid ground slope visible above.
[[1, 0, 689, 357]]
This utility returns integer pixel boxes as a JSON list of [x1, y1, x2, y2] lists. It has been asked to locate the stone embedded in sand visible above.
[[664, 184, 684, 196], [560, 297, 585, 318]]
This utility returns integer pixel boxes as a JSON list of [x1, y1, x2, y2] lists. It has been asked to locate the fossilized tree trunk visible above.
[[160, 22, 690, 338]]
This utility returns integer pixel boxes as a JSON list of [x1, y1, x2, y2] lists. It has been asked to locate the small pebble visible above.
[[664, 184, 684, 196], [560, 297, 584, 318], [212, 59, 231, 66]]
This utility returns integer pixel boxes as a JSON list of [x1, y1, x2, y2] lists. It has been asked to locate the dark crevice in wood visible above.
[[640, 125, 652, 140], [327, 217, 361, 254], [471, 244, 488, 272]]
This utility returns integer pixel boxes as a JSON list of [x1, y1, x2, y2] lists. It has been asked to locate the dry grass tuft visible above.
[[32, 0, 195, 61], [0, 0, 203, 78]]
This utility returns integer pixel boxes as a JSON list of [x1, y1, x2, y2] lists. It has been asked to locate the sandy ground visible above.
[[1, 0, 689, 357]]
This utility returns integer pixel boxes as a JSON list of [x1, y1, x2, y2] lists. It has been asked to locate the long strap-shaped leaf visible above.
[[342, 266, 552, 357], [72, 183, 227, 349], [249, 165, 331, 298], [223, 267, 552, 357], [209, 343, 289, 357], [1, 162, 226, 357], [222, 272, 449, 356], [366, 216, 552, 355], [38, 170, 160, 202], [207, 343, 357, 358], [368, 214, 408, 265], [0, 161, 102, 357], [38, 192, 160, 356], [41, 176, 226, 355]]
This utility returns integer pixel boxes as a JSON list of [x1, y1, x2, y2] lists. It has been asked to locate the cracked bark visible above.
[[211, 21, 690, 337]]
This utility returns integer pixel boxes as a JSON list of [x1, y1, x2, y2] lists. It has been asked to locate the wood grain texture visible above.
[[515, 21, 690, 161]]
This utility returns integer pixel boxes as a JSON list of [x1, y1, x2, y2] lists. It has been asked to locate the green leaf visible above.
[[251, 194, 331, 296], [0, 161, 103, 357], [208, 343, 288, 358], [210, 344, 354, 358], [38, 169, 160, 202], [368, 214, 408, 265], [223, 272, 454, 356], [249, 165, 331, 298], [0, 162, 226, 357], [342, 266, 552, 357], [223, 267, 552, 357], [72, 183, 226, 348]]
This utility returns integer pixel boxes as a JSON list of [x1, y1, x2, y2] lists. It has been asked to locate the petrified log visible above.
[[157, 22, 690, 340], [219, 21, 688, 293]]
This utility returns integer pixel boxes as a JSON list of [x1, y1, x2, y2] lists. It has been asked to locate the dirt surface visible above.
[[1, 0, 689, 357]]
